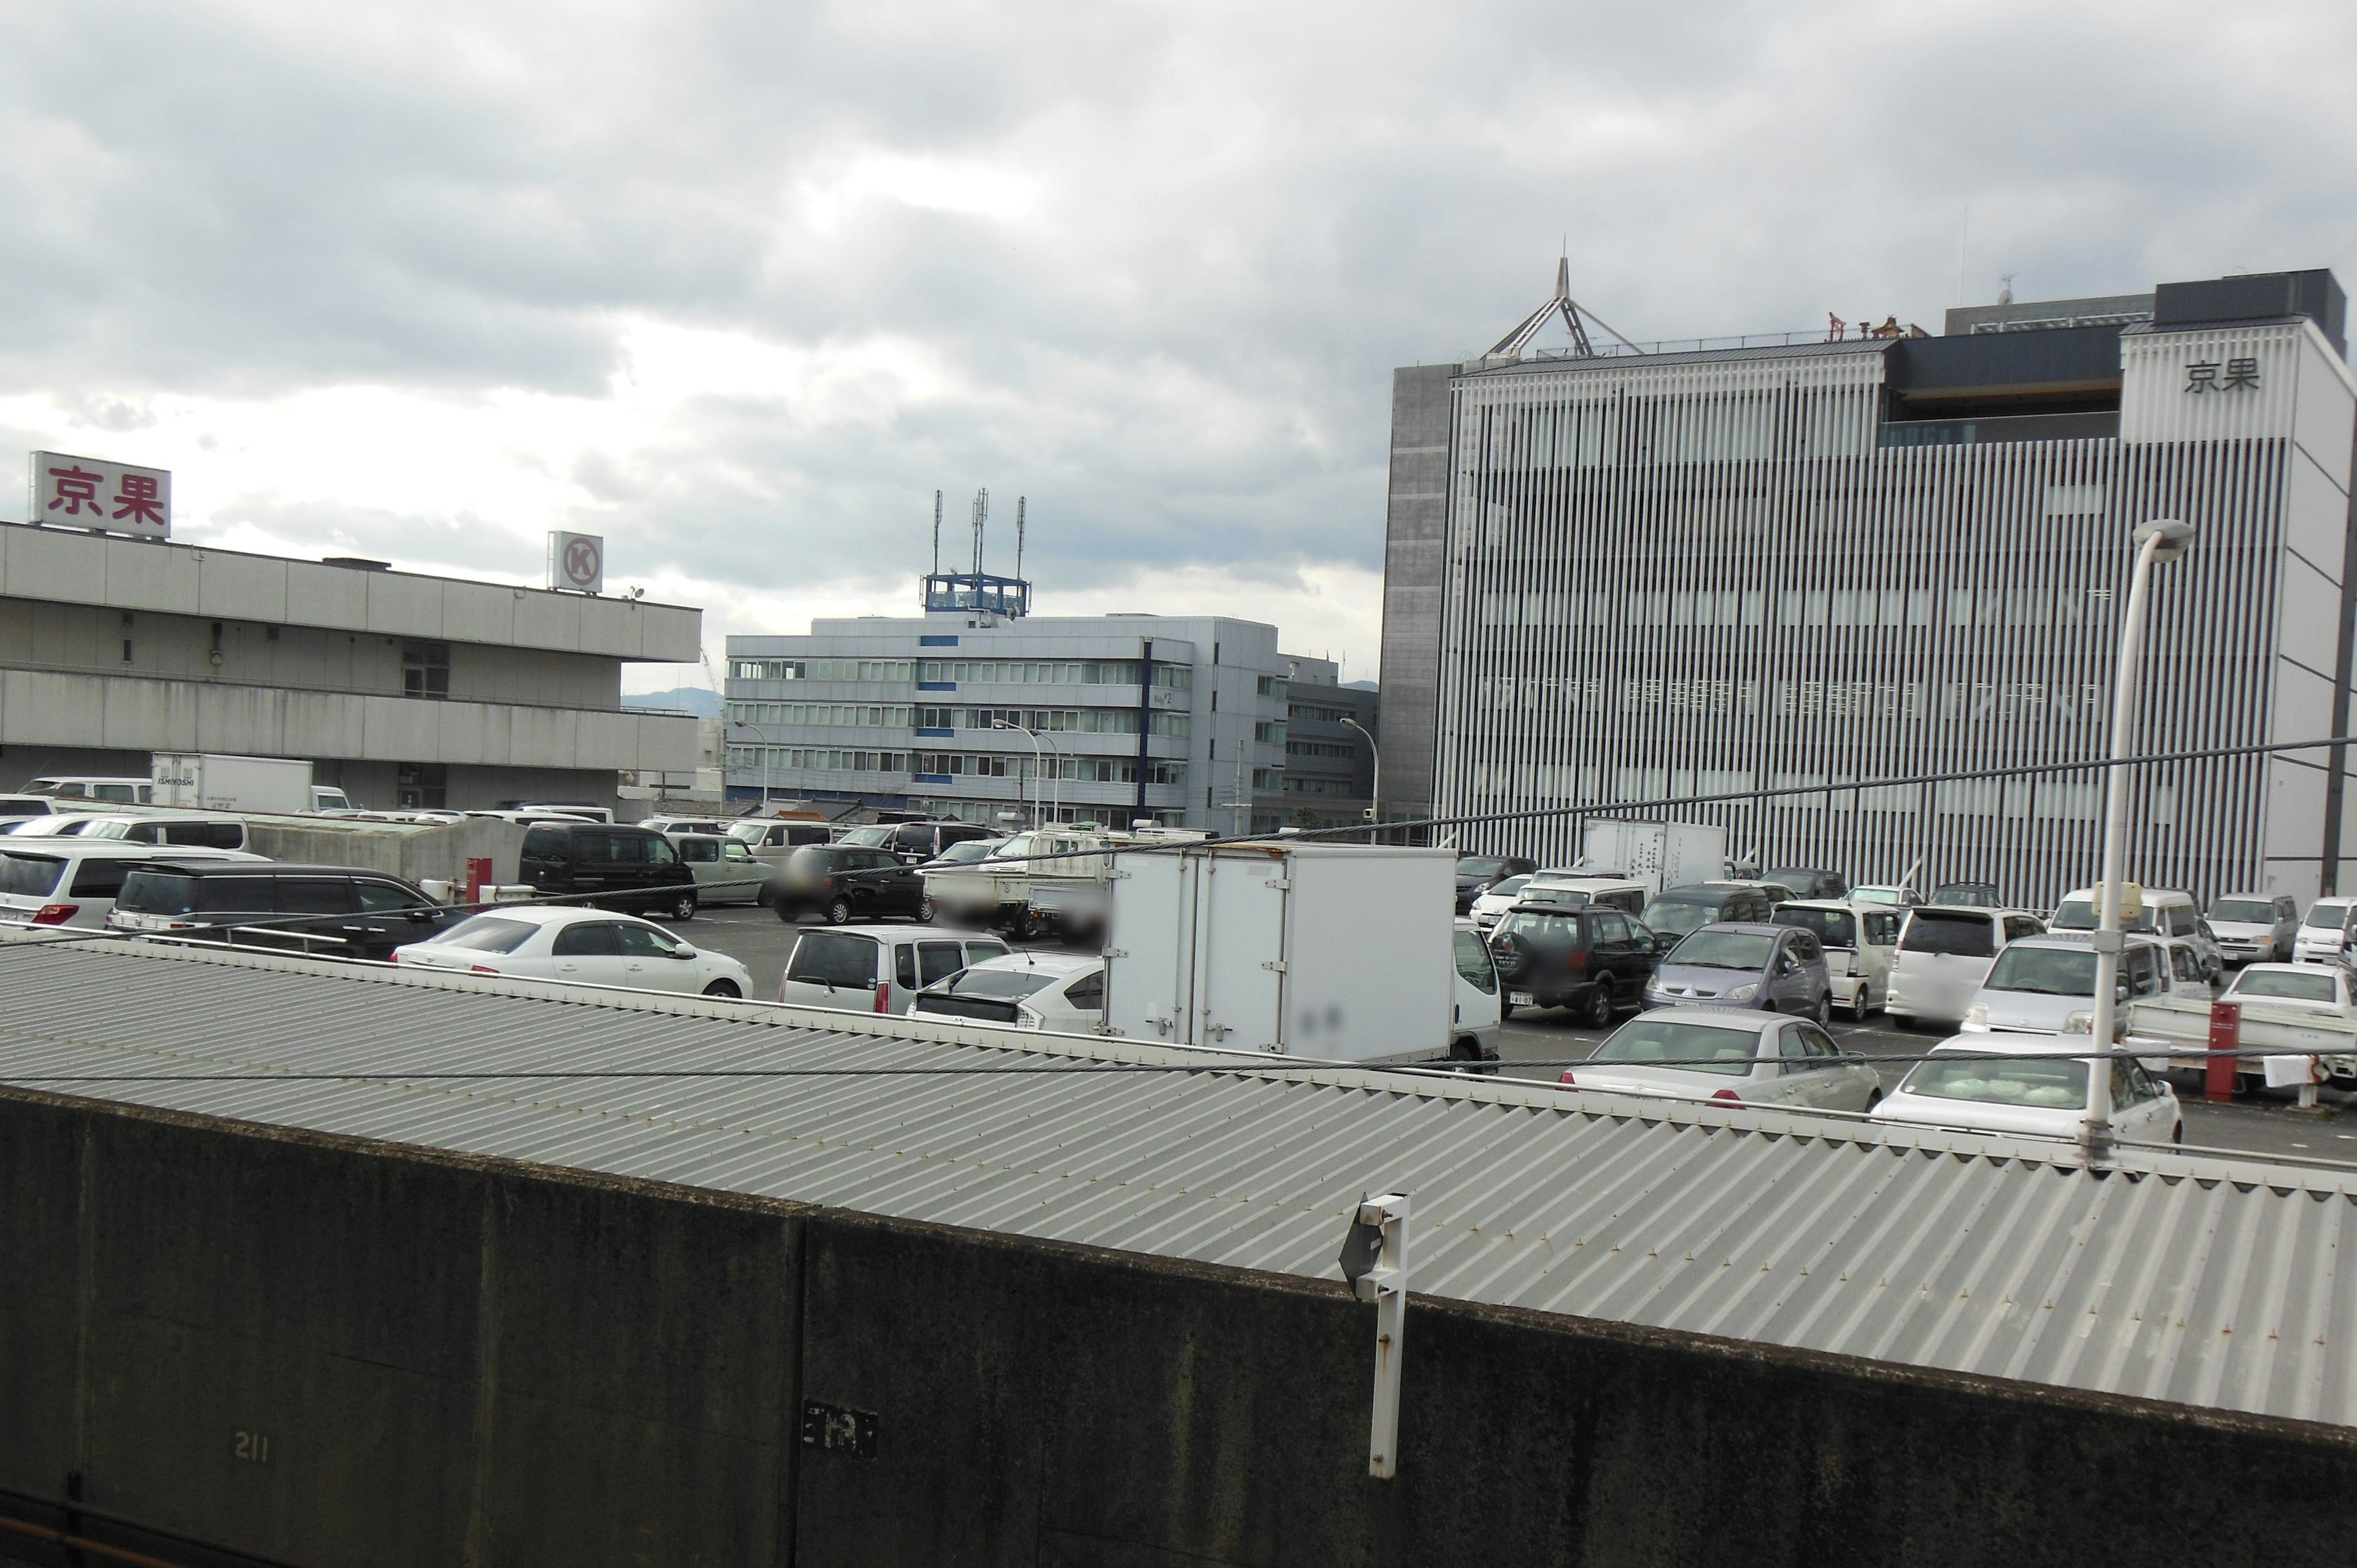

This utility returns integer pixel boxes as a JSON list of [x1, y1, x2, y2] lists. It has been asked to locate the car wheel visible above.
[[826, 897, 855, 925], [1812, 992, 1832, 1026], [1849, 985, 1873, 1024], [1499, 1000, 1517, 1022], [1865, 1087, 1883, 1111], [772, 896, 800, 924], [917, 896, 936, 924], [702, 979, 741, 999], [670, 892, 699, 923], [1581, 981, 1613, 1030]]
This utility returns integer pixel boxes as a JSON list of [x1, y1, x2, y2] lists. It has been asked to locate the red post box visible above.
[[464, 856, 493, 906], [2205, 1000, 2240, 1104]]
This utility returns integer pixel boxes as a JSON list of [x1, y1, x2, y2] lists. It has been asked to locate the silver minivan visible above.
[[777, 925, 1013, 1014], [1886, 906, 2046, 1030], [666, 832, 769, 906]]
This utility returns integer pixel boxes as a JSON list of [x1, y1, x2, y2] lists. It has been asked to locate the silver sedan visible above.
[[1555, 1005, 1883, 1111]]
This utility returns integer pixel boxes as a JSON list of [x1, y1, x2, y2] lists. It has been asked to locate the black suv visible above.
[[519, 822, 697, 920], [1486, 903, 1660, 1027], [1763, 868, 1848, 900], [107, 863, 454, 961], [1455, 854, 1539, 914], [772, 844, 927, 924], [1639, 883, 1780, 952]]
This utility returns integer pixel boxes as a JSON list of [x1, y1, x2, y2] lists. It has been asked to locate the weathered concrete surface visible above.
[[5, 1085, 2355, 1567]]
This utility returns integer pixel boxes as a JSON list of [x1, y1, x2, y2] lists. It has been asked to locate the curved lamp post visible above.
[[991, 720, 1045, 828], [1342, 716, 1382, 836]]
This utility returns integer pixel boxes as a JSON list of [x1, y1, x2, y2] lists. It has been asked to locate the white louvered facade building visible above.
[[1379, 269, 2357, 905]]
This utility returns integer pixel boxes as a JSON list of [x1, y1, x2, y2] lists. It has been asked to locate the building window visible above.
[[1254, 720, 1287, 744], [397, 763, 448, 808], [402, 641, 451, 700], [1257, 676, 1287, 699]]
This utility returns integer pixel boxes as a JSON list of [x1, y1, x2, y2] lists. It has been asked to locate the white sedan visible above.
[[1871, 1032, 2181, 1145], [910, 951, 1104, 1032], [1556, 1006, 1882, 1111], [393, 906, 754, 998]]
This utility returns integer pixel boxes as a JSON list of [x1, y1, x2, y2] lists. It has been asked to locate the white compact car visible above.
[[1885, 906, 2047, 1030], [776, 925, 1014, 1014], [392, 906, 754, 998], [1556, 1006, 1881, 1112], [911, 951, 1105, 1032], [1871, 1032, 2181, 1145], [1773, 900, 1902, 1021], [1467, 874, 1535, 930], [2294, 898, 2357, 965]]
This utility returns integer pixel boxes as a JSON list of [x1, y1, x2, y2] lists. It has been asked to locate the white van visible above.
[[2294, 898, 2357, 965], [1773, 900, 1903, 1021], [1886, 906, 2047, 1030], [71, 813, 250, 851], [23, 776, 155, 805], [777, 925, 1015, 1014], [2048, 886, 2220, 980], [0, 841, 266, 929]]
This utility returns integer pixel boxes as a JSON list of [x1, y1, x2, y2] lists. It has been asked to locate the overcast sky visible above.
[[2, 0, 2350, 690]]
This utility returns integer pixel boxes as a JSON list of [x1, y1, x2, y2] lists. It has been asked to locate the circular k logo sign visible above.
[[563, 536, 602, 587]]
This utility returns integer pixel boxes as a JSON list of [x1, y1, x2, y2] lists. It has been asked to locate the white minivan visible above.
[[2048, 886, 2221, 981], [1959, 933, 2175, 1058], [0, 841, 266, 929], [778, 925, 1015, 1014], [2294, 898, 2357, 965], [1885, 906, 2047, 1031], [1773, 900, 1902, 1021]]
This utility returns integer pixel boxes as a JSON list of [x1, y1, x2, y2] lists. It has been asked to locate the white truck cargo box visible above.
[[150, 752, 316, 815], [1104, 843, 1457, 1065], [1578, 819, 1727, 895]]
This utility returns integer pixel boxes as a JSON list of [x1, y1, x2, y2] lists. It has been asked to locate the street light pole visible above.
[[2085, 518, 2195, 1161], [727, 720, 780, 811], [992, 720, 1045, 829], [1039, 727, 1066, 826], [1343, 716, 1381, 839]]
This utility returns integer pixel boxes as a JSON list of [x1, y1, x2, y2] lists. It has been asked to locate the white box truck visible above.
[[150, 752, 336, 814], [1577, 819, 1727, 895], [1103, 842, 1480, 1065]]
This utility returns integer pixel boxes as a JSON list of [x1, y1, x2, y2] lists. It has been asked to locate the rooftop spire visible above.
[[1488, 253, 1644, 360]]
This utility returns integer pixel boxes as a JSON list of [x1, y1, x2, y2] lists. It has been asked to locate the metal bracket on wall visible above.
[[1337, 1191, 1411, 1478]]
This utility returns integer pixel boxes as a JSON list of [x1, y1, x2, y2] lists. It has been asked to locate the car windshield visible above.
[[1901, 1052, 2088, 1110], [1640, 893, 1720, 939], [1765, 870, 1820, 894], [0, 852, 64, 898], [991, 835, 1038, 860], [1496, 910, 1581, 943], [1458, 857, 1511, 879], [1666, 929, 1775, 970], [1930, 884, 1999, 906], [1774, 906, 1856, 948], [2050, 898, 2159, 934], [2212, 898, 2278, 924], [939, 967, 1058, 1000], [1483, 875, 1531, 901], [1519, 886, 1590, 908], [935, 840, 997, 865], [1902, 910, 1997, 957], [837, 826, 894, 847], [1589, 1018, 1760, 1076], [1851, 887, 1901, 905], [112, 871, 199, 914], [2233, 969, 2337, 1002], [1981, 946, 2099, 996], [430, 916, 541, 954], [2302, 902, 2350, 931], [727, 822, 765, 843]]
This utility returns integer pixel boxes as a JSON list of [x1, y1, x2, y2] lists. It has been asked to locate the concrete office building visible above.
[[725, 570, 1291, 832], [0, 521, 703, 811], [1250, 654, 1378, 833], [1379, 265, 2357, 902]]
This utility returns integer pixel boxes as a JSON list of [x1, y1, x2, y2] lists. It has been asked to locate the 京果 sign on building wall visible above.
[[28, 451, 171, 540]]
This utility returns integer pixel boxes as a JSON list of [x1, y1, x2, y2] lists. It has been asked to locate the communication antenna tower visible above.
[[1015, 496, 1026, 582], [931, 490, 942, 575], [970, 488, 989, 577]]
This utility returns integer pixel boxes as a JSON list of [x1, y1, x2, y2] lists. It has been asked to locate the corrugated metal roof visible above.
[[4, 940, 2355, 1430]]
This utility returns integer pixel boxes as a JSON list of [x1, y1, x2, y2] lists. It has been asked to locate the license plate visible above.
[[1510, 992, 1536, 1006]]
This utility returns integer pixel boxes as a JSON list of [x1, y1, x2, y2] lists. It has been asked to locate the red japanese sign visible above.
[[29, 451, 171, 539]]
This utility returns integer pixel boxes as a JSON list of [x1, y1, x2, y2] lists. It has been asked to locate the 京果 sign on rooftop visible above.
[[29, 450, 171, 540]]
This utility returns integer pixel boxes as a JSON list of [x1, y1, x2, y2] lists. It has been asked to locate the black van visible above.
[[838, 819, 999, 865], [519, 822, 698, 920], [1636, 882, 1780, 951], [107, 863, 454, 961]]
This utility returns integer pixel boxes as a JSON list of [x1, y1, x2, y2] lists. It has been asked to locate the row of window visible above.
[[1475, 584, 2118, 631], [1290, 703, 1354, 724], [916, 659, 1193, 689], [1286, 739, 1356, 760], [729, 702, 913, 728], [910, 752, 1188, 786], [727, 747, 905, 774], [914, 706, 1191, 738], [1280, 776, 1360, 797], [1475, 674, 2112, 723], [1467, 762, 2111, 822], [729, 658, 913, 682]]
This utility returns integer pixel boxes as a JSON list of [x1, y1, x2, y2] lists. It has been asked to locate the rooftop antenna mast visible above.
[[1486, 249, 1647, 359], [970, 488, 988, 577], [1015, 496, 1026, 582], [931, 489, 942, 576]]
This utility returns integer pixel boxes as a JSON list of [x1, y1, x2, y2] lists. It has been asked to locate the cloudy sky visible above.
[[2, 0, 2350, 690]]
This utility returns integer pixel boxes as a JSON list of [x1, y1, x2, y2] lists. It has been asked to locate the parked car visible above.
[[1486, 902, 1660, 1026], [0, 795, 54, 824], [1468, 874, 1535, 930], [1849, 884, 1923, 908], [1518, 873, 1649, 916], [854, 819, 999, 865], [1557, 1008, 1881, 1111], [1774, 900, 1903, 1021], [2208, 893, 2299, 966], [1929, 881, 2003, 908], [770, 843, 927, 924], [1455, 854, 1538, 913], [730, 819, 837, 854], [1885, 906, 2046, 1031], [916, 836, 1006, 873], [912, 951, 1106, 1031], [638, 816, 730, 836], [392, 906, 753, 997], [1637, 882, 1781, 951], [2294, 898, 2357, 964], [666, 832, 770, 907], [1871, 1033, 2181, 1145], [1958, 933, 2173, 1046], [72, 812, 250, 851], [2048, 886, 2220, 981], [1644, 922, 1833, 1021], [0, 843, 265, 929], [1763, 868, 1848, 900], [776, 925, 1012, 1014], [518, 821, 699, 921], [107, 863, 455, 962], [2223, 961, 2357, 1022], [21, 775, 155, 804]]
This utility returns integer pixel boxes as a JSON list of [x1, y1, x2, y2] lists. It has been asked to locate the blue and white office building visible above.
[[725, 571, 1293, 830], [1380, 266, 2357, 903]]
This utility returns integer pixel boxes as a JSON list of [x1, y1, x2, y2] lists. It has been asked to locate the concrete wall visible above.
[[243, 816, 529, 887], [1377, 365, 1455, 825], [6, 1089, 2355, 1568], [0, 749, 622, 815]]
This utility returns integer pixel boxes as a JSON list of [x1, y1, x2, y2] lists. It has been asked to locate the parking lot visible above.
[[672, 903, 2354, 1166]]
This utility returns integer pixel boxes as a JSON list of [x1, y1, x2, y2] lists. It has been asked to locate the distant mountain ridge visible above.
[[622, 686, 724, 717]]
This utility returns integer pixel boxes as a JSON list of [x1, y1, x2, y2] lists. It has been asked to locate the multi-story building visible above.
[[0, 522, 703, 810], [724, 571, 1291, 832], [1251, 655, 1378, 832], [1379, 266, 2356, 903]]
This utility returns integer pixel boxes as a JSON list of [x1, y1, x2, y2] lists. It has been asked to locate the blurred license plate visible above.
[[1510, 992, 1536, 1006]]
